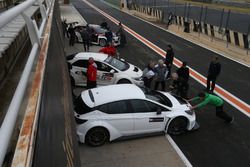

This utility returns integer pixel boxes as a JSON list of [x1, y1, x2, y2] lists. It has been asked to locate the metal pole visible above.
[[225, 10, 231, 48], [218, 8, 224, 33], [0, 0, 36, 28]]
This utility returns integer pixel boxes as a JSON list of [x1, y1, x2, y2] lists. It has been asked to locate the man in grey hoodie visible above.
[[154, 59, 168, 91]]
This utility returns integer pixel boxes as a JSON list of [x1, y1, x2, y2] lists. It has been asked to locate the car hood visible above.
[[158, 91, 191, 110], [122, 63, 143, 78]]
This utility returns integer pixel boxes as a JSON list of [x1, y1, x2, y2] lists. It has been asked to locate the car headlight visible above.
[[185, 110, 194, 115]]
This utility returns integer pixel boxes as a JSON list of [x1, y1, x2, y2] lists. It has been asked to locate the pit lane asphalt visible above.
[[73, 0, 250, 166]]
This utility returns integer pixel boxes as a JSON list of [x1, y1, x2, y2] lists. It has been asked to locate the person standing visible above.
[[154, 59, 168, 91], [142, 61, 155, 88], [100, 19, 108, 29], [165, 44, 174, 79], [67, 24, 76, 46], [207, 56, 221, 92], [105, 27, 113, 46], [80, 27, 90, 52], [188, 92, 234, 124], [176, 61, 189, 98], [62, 19, 68, 38], [99, 42, 117, 57], [87, 57, 97, 89], [116, 22, 127, 47], [167, 12, 174, 28]]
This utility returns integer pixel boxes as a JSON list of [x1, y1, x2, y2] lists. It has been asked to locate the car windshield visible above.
[[104, 56, 129, 71], [141, 87, 173, 107]]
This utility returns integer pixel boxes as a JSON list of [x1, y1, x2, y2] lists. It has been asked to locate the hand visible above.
[[189, 106, 195, 110]]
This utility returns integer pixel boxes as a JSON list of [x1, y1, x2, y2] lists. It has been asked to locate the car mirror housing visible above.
[[156, 108, 162, 115], [110, 69, 115, 73]]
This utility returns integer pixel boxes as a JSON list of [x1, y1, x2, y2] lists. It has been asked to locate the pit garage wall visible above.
[[32, 1, 81, 166]]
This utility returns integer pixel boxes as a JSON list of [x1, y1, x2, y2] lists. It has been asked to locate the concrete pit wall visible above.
[[32, 1, 81, 167]]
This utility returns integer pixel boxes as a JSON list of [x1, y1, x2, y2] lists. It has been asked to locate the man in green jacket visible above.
[[189, 92, 234, 123]]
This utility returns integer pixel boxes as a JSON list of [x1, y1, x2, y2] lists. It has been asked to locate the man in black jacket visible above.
[[207, 56, 221, 92], [174, 61, 190, 98], [165, 44, 174, 79]]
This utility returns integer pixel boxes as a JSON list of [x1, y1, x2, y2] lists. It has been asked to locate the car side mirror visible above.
[[156, 108, 162, 115], [110, 69, 115, 73]]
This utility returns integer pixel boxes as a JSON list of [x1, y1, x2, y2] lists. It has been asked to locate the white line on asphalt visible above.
[[166, 135, 193, 167]]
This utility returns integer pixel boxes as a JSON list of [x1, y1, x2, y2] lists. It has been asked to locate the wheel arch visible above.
[[165, 115, 189, 132], [84, 122, 122, 142]]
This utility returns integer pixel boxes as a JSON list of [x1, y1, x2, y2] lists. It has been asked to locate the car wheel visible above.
[[167, 117, 188, 135], [85, 127, 109, 146], [99, 39, 107, 47], [117, 79, 131, 84]]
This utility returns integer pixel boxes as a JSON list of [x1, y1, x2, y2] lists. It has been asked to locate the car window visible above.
[[97, 100, 131, 114], [130, 100, 167, 113], [104, 56, 129, 71], [74, 96, 92, 115], [143, 89, 173, 107], [95, 61, 113, 72], [72, 60, 88, 68]]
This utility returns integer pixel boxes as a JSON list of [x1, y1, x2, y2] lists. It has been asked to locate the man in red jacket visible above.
[[87, 57, 97, 89], [99, 43, 117, 57]]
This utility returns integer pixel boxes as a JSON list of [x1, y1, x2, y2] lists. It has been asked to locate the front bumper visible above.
[[191, 121, 200, 131]]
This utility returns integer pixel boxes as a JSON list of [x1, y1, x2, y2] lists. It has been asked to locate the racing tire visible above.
[[85, 127, 109, 147], [99, 39, 107, 47], [117, 79, 131, 84], [167, 117, 188, 135]]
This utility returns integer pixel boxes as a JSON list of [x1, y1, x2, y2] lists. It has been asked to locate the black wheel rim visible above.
[[168, 118, 187, 135], [87, 129, 107, 146], [100, 39, 106, 47]]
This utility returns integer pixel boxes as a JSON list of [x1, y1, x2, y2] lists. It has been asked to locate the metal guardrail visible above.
[[0, 0, 53, 165]]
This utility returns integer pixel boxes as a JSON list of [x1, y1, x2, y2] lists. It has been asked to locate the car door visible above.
[[95, 61, 116, 85], [71, 59, 88, 86], [97, 100, 134, 136], [130, 99, 169, 134]]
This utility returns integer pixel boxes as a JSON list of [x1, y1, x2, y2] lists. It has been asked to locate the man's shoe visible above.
[[226, 116, 234, 124], [229, 117, 234, 124]]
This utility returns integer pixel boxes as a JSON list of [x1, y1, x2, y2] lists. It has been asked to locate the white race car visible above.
[[67, 52, 144, 87], [74, 84, 197, 146], [74, 24, 120, 46]]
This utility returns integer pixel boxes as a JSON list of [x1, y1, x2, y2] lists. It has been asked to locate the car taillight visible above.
[[75, 115, 88, 124]]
